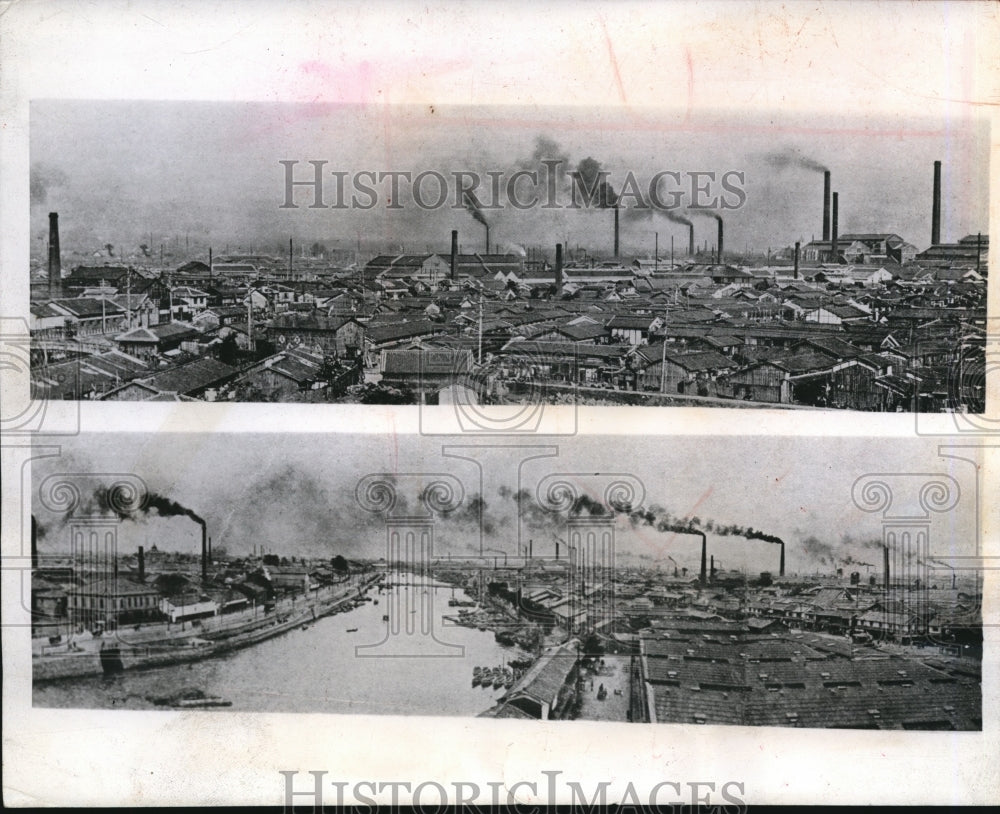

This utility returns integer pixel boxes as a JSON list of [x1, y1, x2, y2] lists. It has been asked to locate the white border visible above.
[[2, 0, 999, 807]]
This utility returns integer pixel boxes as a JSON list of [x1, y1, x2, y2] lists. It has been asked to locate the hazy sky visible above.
[[32, 432, 980, 576], [30, 101, 989, 260]]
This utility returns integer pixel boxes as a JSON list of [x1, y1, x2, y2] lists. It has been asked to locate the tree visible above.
[[217, 333, 240, 366], [582, 631, 604, 658]]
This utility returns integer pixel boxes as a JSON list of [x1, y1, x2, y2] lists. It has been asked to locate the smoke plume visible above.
[[760, 147, 828, 174], [573, 157, 618, 209], [463, 191, 489, 227]]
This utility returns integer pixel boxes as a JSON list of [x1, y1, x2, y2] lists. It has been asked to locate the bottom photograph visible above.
[[28, 432, 983, 730]]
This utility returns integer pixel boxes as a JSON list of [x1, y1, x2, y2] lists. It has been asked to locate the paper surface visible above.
[[2, 0, 998, 807]]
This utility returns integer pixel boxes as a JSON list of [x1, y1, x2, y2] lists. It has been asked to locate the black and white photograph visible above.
[[3, 0, 998, 809], [28, 100, 989, 411], [29, 432, 983, 728]]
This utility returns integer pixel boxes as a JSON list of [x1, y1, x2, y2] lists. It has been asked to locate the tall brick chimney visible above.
[[822, 171, 831, 241], [831, 192, 839, 262], [931, 160, 942, 246], [48, 212, 61, 298]]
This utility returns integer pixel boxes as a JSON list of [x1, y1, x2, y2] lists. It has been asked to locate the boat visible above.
[[493, 672, 505, 689], [373, 599, 379, 605], [346, 627, 358, 633], [495, 630, 516, 646], [382, 614, 389, 622], [472, 673, 481, 687]]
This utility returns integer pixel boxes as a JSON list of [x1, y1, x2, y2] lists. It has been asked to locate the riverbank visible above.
[[34, 581, 527, 716], [33, 575, 381, 683]]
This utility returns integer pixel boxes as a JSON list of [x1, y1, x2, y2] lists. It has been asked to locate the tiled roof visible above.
[[137, 357, 238, 395], [505, 640, 579, 708], [381, 348, 473, 376]]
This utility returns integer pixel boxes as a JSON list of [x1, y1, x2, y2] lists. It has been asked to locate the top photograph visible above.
[[28, 101, 989, 411]]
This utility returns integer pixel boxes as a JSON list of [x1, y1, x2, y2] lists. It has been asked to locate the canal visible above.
[[34, 581, 527, 716]]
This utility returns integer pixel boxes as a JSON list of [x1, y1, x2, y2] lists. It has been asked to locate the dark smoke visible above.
[[463, 191, 489, 227], [573, 157, 618, 208], [432, 490, 508, 537], [690, 210, 723, 223], [30, 163, 68, 206], [760, 147, 828, 174], [104, 243, 115, 257], [799, 534, 836, 566], [714, 523, 783, 545], [662, 209, 693, 227], [95, 485, 205, 527], [139, 244, 151, 257], [569, 494, 607, 517], [517, 135, 571, 179]]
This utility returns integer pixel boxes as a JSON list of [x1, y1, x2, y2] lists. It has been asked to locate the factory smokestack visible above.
[[822, 171, 831, 241], [793, 241, 800, 280], [831, 192, 839, 262], [698, 530, 707, 586], [137, 546, 145, 582], [883, 545, 890, 591], [688, 223, 695, 257], [209, 247, 213, 277], [529, 539, 533, 559], [932, 160, 942, 246], [450, 230, 458, 280], [201, 521, 208, 582], [779, 541, 785, 577], [31, 515, 38, 570], [716, 218, 724, 264], [613, 204, 620, 258], [288, 238, 294, 280], [555, 540, 560, 560], [484, 223, 490, 255], [48, 212, 61, 297], [555, 243, 564, 289], [710, 554, 715, 581]]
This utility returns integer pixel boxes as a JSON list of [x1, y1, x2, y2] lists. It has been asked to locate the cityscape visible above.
[[27, 102, 989, 410], [30, 433, 983, 729]]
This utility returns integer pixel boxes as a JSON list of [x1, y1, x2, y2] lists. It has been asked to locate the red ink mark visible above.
[[598, 17, 628, 105], [685, 46, 694, 123]]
